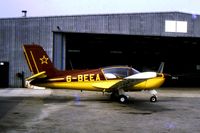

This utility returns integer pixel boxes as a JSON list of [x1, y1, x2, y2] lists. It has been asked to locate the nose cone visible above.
[[145, 74, 165, 89]]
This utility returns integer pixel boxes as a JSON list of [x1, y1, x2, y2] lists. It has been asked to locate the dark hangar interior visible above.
[[53, 32, 200, 87]]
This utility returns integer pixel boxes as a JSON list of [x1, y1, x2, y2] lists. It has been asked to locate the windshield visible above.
[[103, 67, 139, 79]]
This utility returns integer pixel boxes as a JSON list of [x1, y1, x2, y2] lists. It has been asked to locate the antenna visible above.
[[22, 10, 27, 17]]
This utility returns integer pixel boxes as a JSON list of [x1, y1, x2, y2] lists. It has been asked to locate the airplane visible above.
[[22, 44, 166, 103]]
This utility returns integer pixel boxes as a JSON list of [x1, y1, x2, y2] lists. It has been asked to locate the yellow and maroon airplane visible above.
[[23, 44, 166, 103]]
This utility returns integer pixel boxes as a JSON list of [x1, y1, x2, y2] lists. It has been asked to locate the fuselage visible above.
[[30, 66, 165, 92]]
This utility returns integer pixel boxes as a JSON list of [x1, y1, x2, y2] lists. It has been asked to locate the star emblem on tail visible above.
[[40, 55, 48, 64]]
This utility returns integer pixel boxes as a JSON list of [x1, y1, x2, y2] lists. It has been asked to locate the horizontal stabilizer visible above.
[[26, 71, 47, 81]]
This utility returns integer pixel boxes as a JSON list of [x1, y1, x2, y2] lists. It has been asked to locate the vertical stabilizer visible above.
[[23, 44, 58, 77]]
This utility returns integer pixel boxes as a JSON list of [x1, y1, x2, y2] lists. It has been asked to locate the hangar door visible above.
[[53, 32, 200, 86], [53, 32, 166, 70]]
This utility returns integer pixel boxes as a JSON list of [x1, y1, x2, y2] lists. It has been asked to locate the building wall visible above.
[[0, 12, 199, 87]]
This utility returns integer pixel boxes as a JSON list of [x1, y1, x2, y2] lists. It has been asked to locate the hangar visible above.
[[0, 12, 200, 87]]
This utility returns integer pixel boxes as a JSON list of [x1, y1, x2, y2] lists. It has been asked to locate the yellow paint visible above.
[[132, 77, 165, 90], [146, 77, 165, 89], [96, 74, 101, 81], [78, 75, 83, 82], [84, 74, 89, 81], [66, 76, 71, 82], [90, 74, 95, 81], [31, 75, 165, 92], [26, 71, 46, 81], [67, 74, 101, 82], [92, 80, 122, 89], [40, 55, 48, 64], [23, 46, 33, 72], [48, 78, 65, 81], [30, 51, 39, 73], [36, 80, 122, 92], [132, 81, 147, 89]]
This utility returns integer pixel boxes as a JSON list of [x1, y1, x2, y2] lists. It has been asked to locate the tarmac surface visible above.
[[0, 87, 200, 133]]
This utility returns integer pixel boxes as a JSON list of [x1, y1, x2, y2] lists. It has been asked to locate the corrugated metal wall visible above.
[[0, 17, 55, 87], [0, 12, 199, 87]]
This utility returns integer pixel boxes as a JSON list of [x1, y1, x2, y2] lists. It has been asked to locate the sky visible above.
[[0, 0, 199, 18]]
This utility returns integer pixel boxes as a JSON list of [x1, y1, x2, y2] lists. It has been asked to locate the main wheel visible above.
[[150, 95, 157, 102], [119, 95, 128, 103]]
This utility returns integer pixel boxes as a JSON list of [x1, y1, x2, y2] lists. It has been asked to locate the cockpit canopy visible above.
[[103, 66, 140, 79]]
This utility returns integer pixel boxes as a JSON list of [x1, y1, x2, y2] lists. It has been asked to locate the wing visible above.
[[26, 71, 47, 81], [92, 80, 121, 90], [100, 72, 157, 91]]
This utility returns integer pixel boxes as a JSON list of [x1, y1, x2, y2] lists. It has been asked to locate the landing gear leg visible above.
[[110, 89, 129, 103], [110, 91, 118, 100], [150, 95, 157, 102], [149, 90, 158, 102]]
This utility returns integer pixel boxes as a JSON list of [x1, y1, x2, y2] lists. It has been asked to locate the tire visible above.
[[119, 95, 128, 103], [150, 95, 157, 102]]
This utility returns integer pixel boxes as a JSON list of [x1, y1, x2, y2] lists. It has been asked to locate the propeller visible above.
[[157, 62, 165, 73]]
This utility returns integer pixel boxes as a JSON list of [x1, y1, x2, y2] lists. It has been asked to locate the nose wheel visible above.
[[149, 90, 158, 102], [150, 95, 157, 102]]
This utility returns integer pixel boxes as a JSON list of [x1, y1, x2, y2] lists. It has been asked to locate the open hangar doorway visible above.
[[53, 32, 200, 87]]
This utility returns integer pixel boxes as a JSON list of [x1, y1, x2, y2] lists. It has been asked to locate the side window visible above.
[[103, 67, 139, 79]]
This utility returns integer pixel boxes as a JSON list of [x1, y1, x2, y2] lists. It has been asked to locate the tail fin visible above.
[[23, 44, 57, 77]]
